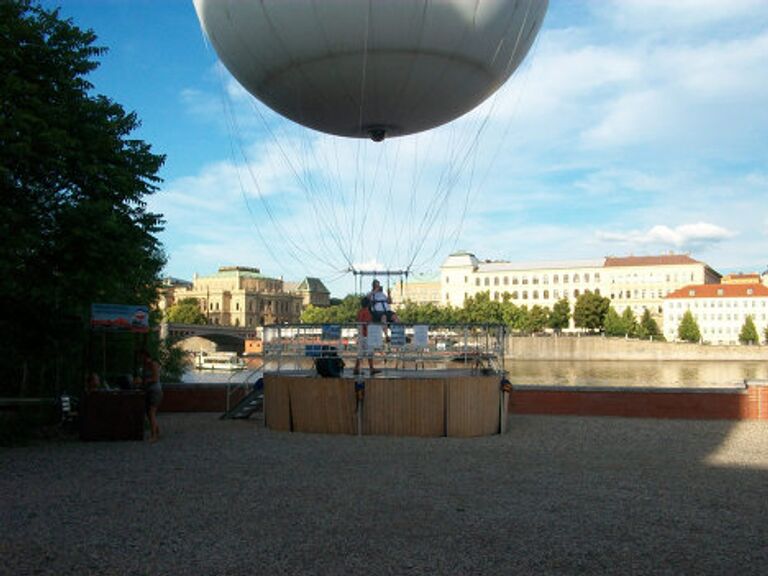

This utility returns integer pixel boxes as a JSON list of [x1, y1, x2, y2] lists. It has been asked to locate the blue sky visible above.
[[45, 0, 768, 297]]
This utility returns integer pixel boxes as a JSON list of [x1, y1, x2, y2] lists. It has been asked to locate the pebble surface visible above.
[[2, 413, 768, 575]]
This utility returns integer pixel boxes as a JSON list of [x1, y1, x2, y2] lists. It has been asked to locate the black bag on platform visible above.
[[315, 355, 345, 378]]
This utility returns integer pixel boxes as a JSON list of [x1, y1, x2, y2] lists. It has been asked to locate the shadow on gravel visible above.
[[1, 413, 766, 575]]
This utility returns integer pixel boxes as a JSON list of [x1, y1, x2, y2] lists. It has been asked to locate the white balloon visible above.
[[194, 0, 548, 140]]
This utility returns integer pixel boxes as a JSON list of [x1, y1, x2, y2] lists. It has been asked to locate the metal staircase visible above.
[[220, 368, 264, 420], [221, 386, 263, 419]]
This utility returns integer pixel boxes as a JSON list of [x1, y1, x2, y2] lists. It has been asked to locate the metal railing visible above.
[[261, 323, 506, 376], [224, 365, 263, 413]]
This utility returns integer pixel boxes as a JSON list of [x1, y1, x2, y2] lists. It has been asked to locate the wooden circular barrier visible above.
[[263, 375, 506, 437]]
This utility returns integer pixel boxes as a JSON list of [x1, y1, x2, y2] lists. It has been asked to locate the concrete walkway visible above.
[[2, 413, 767, 575]]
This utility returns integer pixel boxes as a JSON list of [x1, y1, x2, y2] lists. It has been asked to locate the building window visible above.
[[533, 290, 539, 299], [542, 275, 549, 284], [532, 277, 539, 285], [574, 289, 580, 298], [522, 291, 528, 300], [522, 277, 528, 285], [503, 276, 509, 285], [563, 274, 569, 283], [573, 274, 580, 283], [512, 291, 519, 299], [475, 278, 480, 286], [494, 277, 499, 286], [553, 275, 559, 284], [543, 290, 550, 299], [445, 276, 450, 284], [584, 273, 590, 283], [595, 273, 600, 282], [484, 277, 489, 286]]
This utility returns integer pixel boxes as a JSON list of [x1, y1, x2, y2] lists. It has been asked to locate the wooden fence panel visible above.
[[264, 375, 291, 431], [288, 378, 356, 435], [363, 379, 445, 437], [446, 377, 500, 437]]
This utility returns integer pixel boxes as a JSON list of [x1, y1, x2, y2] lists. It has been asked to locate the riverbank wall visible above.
[[506, 335, 768, 361], [509, 383, 768, 420]]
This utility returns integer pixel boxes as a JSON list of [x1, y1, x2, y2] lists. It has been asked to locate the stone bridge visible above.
[[161, 323, 260, 349]]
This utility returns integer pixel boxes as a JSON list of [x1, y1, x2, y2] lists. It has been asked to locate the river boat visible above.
[[195, 352, 246, 371]]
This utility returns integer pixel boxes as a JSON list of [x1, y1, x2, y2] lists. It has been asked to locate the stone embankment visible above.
[[506, 334, 768, 361]]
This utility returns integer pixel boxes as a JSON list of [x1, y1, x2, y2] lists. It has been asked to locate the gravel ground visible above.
[[2, 413, 768, 575]]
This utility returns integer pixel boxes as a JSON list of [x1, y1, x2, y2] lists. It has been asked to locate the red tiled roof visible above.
[[667, 284, 768, 299], [723, 273, 760, 280], [604, 255, 701, 267]]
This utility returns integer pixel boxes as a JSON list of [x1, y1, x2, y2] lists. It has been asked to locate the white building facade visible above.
[[663, 284, 768, 344], [439, 252, 721, 325]]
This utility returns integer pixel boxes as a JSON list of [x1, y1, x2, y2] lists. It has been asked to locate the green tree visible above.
[[738, 315, 759, 345], [501, 301, 527, 332], [158, 341, 191, 382], [573, 292, 610, 332], [460, 292, 504, 324], [301, 294, 359, 324], [620, 307, 638, 337], [677, 311, 701, 343], [603, 307, 625, 337], [397, 301, 458, 325], [1, 1, 166, 397], [524, 305, 550, 334], [638, 308, 663, 341], [165, 298, 207, 324], [548, 298, 570, 332]]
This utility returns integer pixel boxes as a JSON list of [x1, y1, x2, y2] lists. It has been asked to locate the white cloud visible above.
[[580, 89, 671, 148], [596, 222, 735, 248]]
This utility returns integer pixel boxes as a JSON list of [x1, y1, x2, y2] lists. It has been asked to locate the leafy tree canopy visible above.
[[301, 295, 360, 324], [677, 311, 701, 343], [548, 298, 570, 332], [603, 307, 625, 337], [738, 315, 759, 345], [638, 308, 663, 341], [1, 1, 166, 396], [620, 307, 638, 337], [165, 298, 207, 325], [573, 292, 611, 332]]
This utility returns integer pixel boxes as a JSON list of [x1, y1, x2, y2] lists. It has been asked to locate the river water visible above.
[[181, 359, 768, 388], [504, 359, 768, 388]]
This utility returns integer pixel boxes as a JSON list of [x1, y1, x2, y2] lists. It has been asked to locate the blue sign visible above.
[[390, 324, 406, 346], [322, 324, 341, 340]]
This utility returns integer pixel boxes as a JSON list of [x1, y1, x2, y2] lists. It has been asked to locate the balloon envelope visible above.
[[194, 0, 548, 139]]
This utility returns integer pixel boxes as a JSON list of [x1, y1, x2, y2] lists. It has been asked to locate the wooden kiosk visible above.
[[81, 304, 151, 441], [261, 323, 509, 437]]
